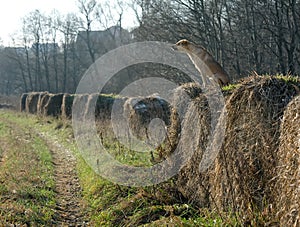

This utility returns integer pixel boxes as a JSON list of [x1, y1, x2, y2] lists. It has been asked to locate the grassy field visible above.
[[0, 110, 243, 226], [0, 111, 55, 225]]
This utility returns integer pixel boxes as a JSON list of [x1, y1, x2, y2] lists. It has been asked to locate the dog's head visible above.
[[172, 39, 192, 52]]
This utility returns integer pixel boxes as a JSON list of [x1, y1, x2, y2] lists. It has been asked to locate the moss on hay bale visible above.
[[25, 92, 41, 114], [43, 93, 64, 117], [20, 93, 28, 111], [274, 95, 300, 226], [175, 76, 299, 218], [61, 94, 75, 119]]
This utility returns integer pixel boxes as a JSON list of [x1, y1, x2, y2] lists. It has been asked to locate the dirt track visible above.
[[0, 113, 89, 226], [37, 131, 89, 226]]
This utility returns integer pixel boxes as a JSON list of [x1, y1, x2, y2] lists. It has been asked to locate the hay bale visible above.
[[25, 92, 40, 114], [171, 82, 202, 117], [20, 93, 28, 111], [124, 95, 171, 141], [84, 93, 99, 121], [96, 94, 118, 120], [39, 93, 51, 116], [175, 76, 299, 217], [72, 94, 89, 121], [157, 83, 203, 161], [43, 93, 64, 117], [37, 92, 49, 115], [83, 94, 125, 121], [274, 95, 300, 226], [61, 94, 75, 119]]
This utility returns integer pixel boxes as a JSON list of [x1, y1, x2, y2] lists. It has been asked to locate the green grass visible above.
[[30, 116, 241, 226], [222, 83, 239, 92], [0, 110, 244, 226], [0, 111, 55, 225]]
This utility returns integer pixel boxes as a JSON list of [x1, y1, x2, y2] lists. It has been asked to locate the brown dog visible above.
[[173, 39, 230, 87]]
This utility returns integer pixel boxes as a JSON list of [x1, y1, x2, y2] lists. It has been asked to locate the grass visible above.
[[0, 111, 55, 225], [0, 110, 243, 226]]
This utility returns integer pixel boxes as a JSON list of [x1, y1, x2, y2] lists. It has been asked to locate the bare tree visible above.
[[59, 13, 81, 92], [77, 0, 97, 63]]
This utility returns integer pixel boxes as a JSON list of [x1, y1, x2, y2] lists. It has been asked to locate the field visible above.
[[0, 110, 241, 226], [0, 75, 299, 226]]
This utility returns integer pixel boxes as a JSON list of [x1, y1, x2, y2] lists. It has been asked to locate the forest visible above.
[[0, 0, 299, 95]]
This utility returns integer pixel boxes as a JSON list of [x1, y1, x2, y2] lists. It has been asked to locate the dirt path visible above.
[[0, 113, 89, 226], [37, 131, 89, 226]]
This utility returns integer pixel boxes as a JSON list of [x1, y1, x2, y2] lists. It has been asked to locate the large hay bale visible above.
[[39, 93, 51, 116], [20, 93, 28, 111], [175, 76, 299, 218], [161, 83, 203, 160], [96, 94, 118, 120], [43, 93, 64, 117], [61, 94, 75, 119], [72, 94, 89, 121], [25, 92, 40, 114], [84, 93, 99, 121], [124, 95, 171, 141], [37, 92, 49, 115], [83, 94, 125, 121], [274, 95, 300, 226]]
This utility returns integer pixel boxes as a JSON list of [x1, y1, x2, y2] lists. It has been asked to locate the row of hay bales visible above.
[[21, 92, 66, 117], [19, 76, 300, 225], [20, 92, 123, 120], [168, 76, 300, 225], [20, 92, 171, 127]]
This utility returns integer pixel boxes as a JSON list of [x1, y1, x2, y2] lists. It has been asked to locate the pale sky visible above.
[[0, 0, 138, 46]]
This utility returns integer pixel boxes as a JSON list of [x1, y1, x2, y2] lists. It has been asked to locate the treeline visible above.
[[133, 0, 300, 77], [0, 0, 300, 95]]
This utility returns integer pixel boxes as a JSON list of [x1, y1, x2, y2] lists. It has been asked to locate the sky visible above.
[[0, 0, 138, 46]]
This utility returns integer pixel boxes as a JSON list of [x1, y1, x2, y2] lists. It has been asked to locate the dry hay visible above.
[[95, 94, 119, 120], [274, 95, 300, 226], [25, 92, 41, 114], [160, 82, 203, 160], [39, 93, 51, 116], [72, 94, 89, 121], [124, 95, 171, 141], [37, 92, 49, 115], [81, 94, 120, 121], [61, 94, 75, 119], [43, 93, 64, 117], [84, 93, 99, 121], [175, 76, 300, 218]]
